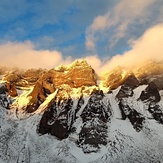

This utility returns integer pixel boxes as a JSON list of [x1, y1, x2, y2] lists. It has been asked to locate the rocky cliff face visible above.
[[134, 61, 163, 89], [0, 60, 163, 162], [23, 60, 97, 113]]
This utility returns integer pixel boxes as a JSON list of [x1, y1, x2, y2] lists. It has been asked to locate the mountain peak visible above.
[[55, 59, 91, 72], [1, 60, 163, 163]]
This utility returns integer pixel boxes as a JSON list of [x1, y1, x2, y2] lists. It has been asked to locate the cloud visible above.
[[1, 23, 163, 73], [84, 55, 102, 72], [0, 0, 115, 58], [0, 41, 72, 69], [86, 0, 161, 53], [85, 23, 163, 73]]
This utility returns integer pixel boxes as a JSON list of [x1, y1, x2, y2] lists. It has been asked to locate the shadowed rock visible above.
[[38, 98, 74, 140], [116, 74, 139, 99], [25, 60, 97, 113], [0, 83, 7, 94], [119, 99, 145, 131], [139, 82, 161, 102], [148, 102, 163, 124], [78, 90, 111, 153], [0, 83, 10, 109], [123, 74, 139, 89]]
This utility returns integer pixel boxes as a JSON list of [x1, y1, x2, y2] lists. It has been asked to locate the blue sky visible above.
[[0, 0, 163, 70], [0, 0, 114, 57]]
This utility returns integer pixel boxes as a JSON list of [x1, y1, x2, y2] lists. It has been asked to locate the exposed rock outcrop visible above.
[[119, 99, 145, 131], [0, 83, 10, 109], [103, 66, 124, 90], [26, 60, 97, 113], [148, 102, 163, 124], [139, 82, 161, 102], [78, 90, 111, 153], [116, 73, 139, 99], [38, 98, 74, 139], [6, 83, 17, 97], [135, 61, 163, 89]]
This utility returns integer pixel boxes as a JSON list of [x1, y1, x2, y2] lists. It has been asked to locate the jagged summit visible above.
[[55, 59, 91, 71]]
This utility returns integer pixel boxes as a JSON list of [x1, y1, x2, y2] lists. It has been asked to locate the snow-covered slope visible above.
[[0, 60, 163, 163], [0, 85, 163, 163]]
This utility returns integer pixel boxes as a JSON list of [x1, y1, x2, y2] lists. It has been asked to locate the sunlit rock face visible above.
[[6, 83, 18, 97], [3, 68, 46, 87], [25, 60, 97, 113], [102, 66, 124, 90], [135, 61, 163, 89], [52, 60, 97, 88]]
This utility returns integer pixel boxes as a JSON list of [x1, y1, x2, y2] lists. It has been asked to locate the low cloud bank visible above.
[[0, 24, 163, 73], [0, 41, 72, 69], [85, 24, 163, 73]]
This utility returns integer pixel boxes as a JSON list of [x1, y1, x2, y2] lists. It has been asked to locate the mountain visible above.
[[0, 60, 163, 163]]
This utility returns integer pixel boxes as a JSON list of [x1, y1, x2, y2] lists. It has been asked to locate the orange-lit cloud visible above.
[[0, 24, 163, 74], [104, 23, 163, 69], [85, 24, 163, 73], [0, 41, 72, 69]]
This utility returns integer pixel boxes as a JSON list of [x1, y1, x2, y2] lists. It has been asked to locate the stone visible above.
[[38, 98, 74, 139], [148, 102, 163, 124], [0, 83, 7, 94], [139, 82, 161, 102], [116, 74, 139, 99], [6, 83, 18, 97], [118, 99, 145, 131], [25, 60, 97, 113]]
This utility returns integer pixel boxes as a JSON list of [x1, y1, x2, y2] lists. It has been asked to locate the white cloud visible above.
[[1, 24, 163, 75], [85, 24, 163, 73], [0, 41, 72, 69], [86, 0, 160, 52]]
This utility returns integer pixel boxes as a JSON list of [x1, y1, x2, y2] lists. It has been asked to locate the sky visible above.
[[0, 0, 163, 72]]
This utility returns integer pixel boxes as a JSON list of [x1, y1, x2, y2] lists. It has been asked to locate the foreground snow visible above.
[[0, 85, 163, 163]]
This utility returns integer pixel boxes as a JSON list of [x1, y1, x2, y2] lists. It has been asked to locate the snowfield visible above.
[[0, 84, 163, 163]]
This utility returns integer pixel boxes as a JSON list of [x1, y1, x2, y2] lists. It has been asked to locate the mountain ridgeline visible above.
[[0, 60, 163, 162]]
